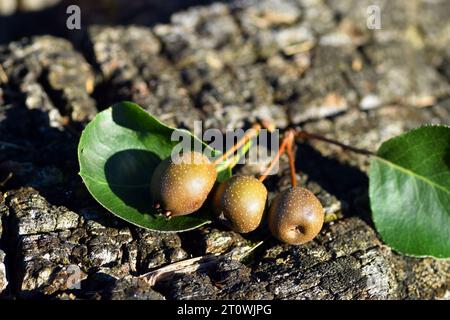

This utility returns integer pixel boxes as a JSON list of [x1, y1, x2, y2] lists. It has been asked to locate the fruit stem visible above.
[[285, 130, 297, 188], [215, 134, 255, 172], [295, 130, 375, 156], [260, 119, 276, 133], [259, 130, 293, 183], [213, 123, 262, 165], [225, 139, 252, 169]]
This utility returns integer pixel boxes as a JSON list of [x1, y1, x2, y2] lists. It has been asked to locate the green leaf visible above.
[[369, 125, 450, 258], [78, 101, 231, 232]]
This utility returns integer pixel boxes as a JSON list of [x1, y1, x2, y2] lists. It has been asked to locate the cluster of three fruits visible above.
[[151, 152, 324, 245]]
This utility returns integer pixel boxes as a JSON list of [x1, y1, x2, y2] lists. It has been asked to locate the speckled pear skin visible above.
[[212, 175, 268, 233], [268, 187, 324, 245], [150, 151, 217, 216]]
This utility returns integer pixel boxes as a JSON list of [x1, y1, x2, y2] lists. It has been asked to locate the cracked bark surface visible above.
[[0, 0, 449, 300]]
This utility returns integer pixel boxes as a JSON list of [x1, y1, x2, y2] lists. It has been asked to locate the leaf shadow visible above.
[[111, 102, 149, 132], [445, 148, 450, 173], [104, 149, 160, 214]]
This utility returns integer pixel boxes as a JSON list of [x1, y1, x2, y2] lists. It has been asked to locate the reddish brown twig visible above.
[[214, 124, 261, 165], [260, 119, 276, 132], [295, 130, 374, 156], [257, 121, 373, 185], [285, 130, 297, 188], [259, 130, 296, 182]]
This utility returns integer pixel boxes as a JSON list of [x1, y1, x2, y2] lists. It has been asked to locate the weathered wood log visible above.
[[0, 0, 449, 300]]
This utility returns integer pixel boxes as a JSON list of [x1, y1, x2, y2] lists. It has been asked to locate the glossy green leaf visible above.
[[369, 125, 450, 258], [78, 101, 231, 232]]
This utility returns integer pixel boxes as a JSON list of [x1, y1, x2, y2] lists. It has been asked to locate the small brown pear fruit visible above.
[[150, 151, 217, 217], [268, 187, 324, 245], [212, 175, 267, 233]]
